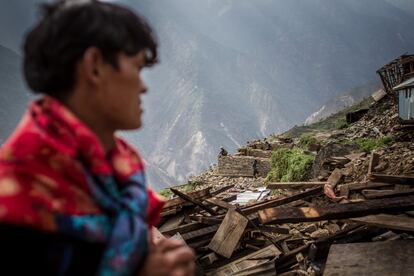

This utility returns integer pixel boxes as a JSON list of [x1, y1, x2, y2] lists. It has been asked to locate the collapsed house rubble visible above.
[[157, 60, 414, 275]]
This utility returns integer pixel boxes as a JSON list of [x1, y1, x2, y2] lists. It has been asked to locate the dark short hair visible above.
[[23, 0, 158, 98]]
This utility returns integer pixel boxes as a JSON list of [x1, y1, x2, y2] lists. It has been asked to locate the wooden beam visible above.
[[206, 245, 280, 276], [267, 182, 326, 189], [362, 188, 414, 199], [170, 188, 217, 216], [367, 151, 380, 175], [369, 174, 414, 185], [324, 241, 414, 276], [241, 187, 323, 215], [339, 182, 393, 191], [159, 214, 185, 232], [161, 222, 204, 236], [258, 195, 414, 224], [350, 214, 414, 232], [208, 209, 249, 258], [181, 225, 219, 242], [256, 225, 290, 235], [163, 187, 211, 209], [199, 252, 219, 266], [210, 184, 235, 196], [205, 198, 235, 210], [327, 168, 343, 188]]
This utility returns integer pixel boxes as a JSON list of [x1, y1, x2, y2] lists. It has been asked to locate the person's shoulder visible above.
[[114, 136, 144, 161]]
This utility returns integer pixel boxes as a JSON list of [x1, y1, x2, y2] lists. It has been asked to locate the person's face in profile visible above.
[[97, 50, 148, 130]]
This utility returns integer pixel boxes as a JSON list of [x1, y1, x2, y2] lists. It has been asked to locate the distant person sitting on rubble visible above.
[[252, 159, 259, 178], [219, 147, 228, 156], [0, 1, 194, 275]]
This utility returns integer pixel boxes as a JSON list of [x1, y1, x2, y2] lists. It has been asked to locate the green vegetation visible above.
[[266, 148, 314, 183], [354, 136, 393, 152], [298, 133, 318, 149], [158, 188, 173, 198]]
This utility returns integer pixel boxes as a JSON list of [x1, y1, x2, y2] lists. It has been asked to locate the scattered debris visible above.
[[157, 78, 414, 275]]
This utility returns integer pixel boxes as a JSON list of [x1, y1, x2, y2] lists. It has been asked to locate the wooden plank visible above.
[[189, 215, 223, 225], [275, 225, 361, 271], [199, 252, 219, 266], [369, 174, 414, 185], [267, 182, 326, 189], [163, 187, 211, 209], [158, 214, 185, 232], [339, 185, 350, 198], [161, 222, 204, 236], [241, 187, 323, 215], [170, 188, 217, 215], [327, 168, 343, 188], [367, 151, 380, 175], [221, 194, 237, 202], [181, 225, 219, 242], [258, 195, 414, 224], [208, 209, 249, 258], [256, 225, 290, 235], [206, 245, 281, 276], [232, 260, 276, 276], [160, 208, 179, 217], [340, 182, 393, 191], [205, 198, 235, 210], [362, 188, 414, 199], [324, 241, 414, 276], [210, 184, 235, 196], [350, 214, 414, 232]]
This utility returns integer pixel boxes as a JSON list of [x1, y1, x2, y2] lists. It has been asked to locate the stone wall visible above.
[[217, 156, 271, 177], [236, 148, 272, 158]]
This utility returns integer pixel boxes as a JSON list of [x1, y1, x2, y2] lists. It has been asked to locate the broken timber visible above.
[[350, 214, 414, 232], [362, 188, 414, 199], [170, 188, 218, 216], [241, 187, 323, 215], [327, 168, 343, 188], [367, 151, 380, 175], [208, 208, 249, 258], [324, 241, 414, 276], [205, 245, 281, 276], [369, 173, 414, 185], [258, 195, 414, 224], [267, 181, 327, 189]]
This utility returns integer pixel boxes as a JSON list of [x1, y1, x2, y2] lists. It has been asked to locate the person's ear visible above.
[[81, 47, 107, 85]]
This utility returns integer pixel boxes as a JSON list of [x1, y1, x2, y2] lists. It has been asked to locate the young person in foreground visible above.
[[0, 0, 195, 275]]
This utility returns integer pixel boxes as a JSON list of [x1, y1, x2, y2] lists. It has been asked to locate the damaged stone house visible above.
[[377, 54, 414, 123]]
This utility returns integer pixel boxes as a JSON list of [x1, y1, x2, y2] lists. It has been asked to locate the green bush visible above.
[[298, 133, 318, 149], [355, 136, 393, 152], [266, 148, 314, 182], [158, 188, 173, 198]]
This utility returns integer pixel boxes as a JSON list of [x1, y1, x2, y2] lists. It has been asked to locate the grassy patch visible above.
[[298, 133, 318, 150], [355, 136, 393, 152], [266, 148, 314, 182], [158, 188, 173, 198]]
